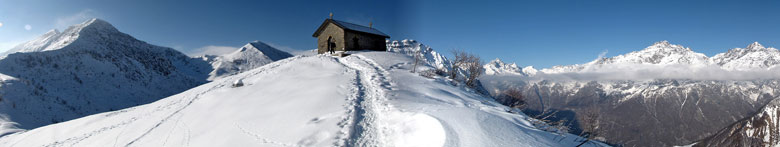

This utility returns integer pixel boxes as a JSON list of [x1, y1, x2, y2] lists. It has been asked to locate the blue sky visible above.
[[1, 0, 779, 68]]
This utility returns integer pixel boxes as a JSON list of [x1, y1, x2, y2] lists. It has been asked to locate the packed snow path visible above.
[[0, 52, 605, 147], [338, 55, 393, 146]]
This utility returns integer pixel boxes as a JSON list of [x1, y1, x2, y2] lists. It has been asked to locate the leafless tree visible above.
[[498, 88, 526, 109], [412, 50, 421, 73], [450, 49, 483, 88], [577, 108, 602, 147], [449, 50, 465, 80]]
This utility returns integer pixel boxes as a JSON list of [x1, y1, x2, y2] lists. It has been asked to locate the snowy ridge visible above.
[[1, 19, 119, 57], [712, 42, 780, 71], [483, 58, 525, 76], [538, 40, 712, 74], [208, 41, 293, 80], [489, 41, 780, 81], [0, 52, 606, 146], [386, 39, 452, 72], [592, 40, 710, 65], [0, 29, 60, 57]]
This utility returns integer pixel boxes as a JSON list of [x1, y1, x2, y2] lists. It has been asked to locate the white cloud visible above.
[[263, 42, 313, 55], [0, 40, 26, 53], [532, 64, 780, 81], [55, 9, 98, 29], [24, 24, 31, 31], [0, 22, 3, 28], [597, 49, 608, 59], [186, 45, 237, 57]]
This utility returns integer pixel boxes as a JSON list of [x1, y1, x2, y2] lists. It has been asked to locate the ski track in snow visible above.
[[19, 56, 303, 147], [336, 55, 394, 146]]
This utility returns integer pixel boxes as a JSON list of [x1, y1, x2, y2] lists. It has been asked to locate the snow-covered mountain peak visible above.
[[746, 41, 765, 50], [484, 58, 523, 75], [651, 40, 671, 47], [487, 58, 508, 66], [0, 29, 63, 57], [522, 66, 538, 76], [712, 42, 780, 70], [1, 18, 126, 57], [208, 41, 293, 80], [0, 18, 212, 135], [74, 18, 119, 33], [387, 39, 452, 72], [43, 29, 61, 36], [537, 41, 711, 74], [591, 41, 708, 65], [230, 40, 292, 61], [643, 40, 690, 52]]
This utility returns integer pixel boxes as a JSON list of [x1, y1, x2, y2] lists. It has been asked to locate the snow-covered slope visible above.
[[0, 52, 605, 147], [0, 18, 211, 135], [693, 97, 780, 147], [207, 41, 293, 80], [712, 42, 780, 71]]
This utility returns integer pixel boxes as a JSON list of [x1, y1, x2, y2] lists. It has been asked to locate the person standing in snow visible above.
[[327, 36, 335, 54]]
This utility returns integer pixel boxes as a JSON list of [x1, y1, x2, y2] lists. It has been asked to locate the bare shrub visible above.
[[450, 50, 483, 88], [528, 110, 571, 142], [576, 108, 602, 147], [418, 69, 438, 79], [497, 88, 526, 109], [411, 50, 422, 73]]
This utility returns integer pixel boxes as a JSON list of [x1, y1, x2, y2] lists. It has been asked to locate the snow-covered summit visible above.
[[483, 58, 524, 75], [746, 41, 765, 50], [522, 66, 538, 76], [208, 41, 293, 80], [0, 29, 61, 57], [1, 18, 121, 57], [594, 40, 710, 65], [540, 41, 712, 74], [712, 42, 780, 70], [386, 39, 451, 72]]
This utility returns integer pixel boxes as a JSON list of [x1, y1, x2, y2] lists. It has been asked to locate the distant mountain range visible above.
[[494, 41, 780, 76], [479, 41, 780, 146]]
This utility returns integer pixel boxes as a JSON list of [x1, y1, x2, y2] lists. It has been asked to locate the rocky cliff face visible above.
[[695, 97, 780, 147]]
